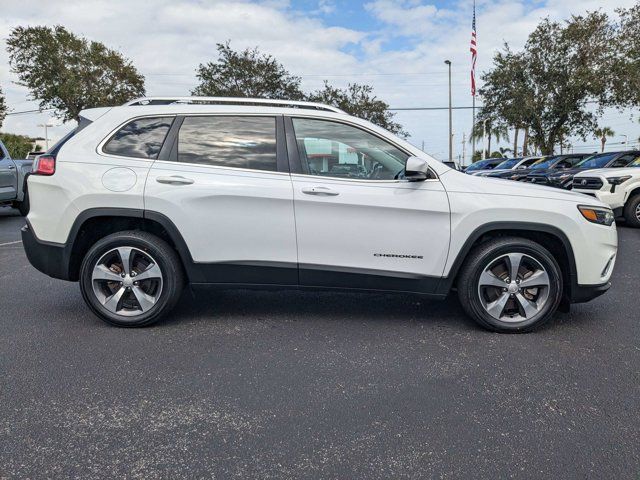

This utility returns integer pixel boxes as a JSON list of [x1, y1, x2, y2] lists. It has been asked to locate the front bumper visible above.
[[570, 281, 611, 303], [573, 188, 625, 211], [21, 222, 73, 281]]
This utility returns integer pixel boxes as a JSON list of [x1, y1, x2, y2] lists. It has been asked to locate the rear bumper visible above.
[[21, 221, 73, 281]]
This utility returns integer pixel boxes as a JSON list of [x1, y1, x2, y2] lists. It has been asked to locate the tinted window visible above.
[[615, 153, 640, 167], [104, 117, 173, 159], [530, 157, 558, 169], [520, 157, 540, 167], [576, 153, 617, 169], [466, 158, 503, 171], [628, 157, 640, 167], [495, 158, 522, 169], [292, 118, 408, 180], [178, 116, 277, 171]]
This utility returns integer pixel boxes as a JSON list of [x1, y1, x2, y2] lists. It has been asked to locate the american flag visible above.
[[470, 1, 477, 96]]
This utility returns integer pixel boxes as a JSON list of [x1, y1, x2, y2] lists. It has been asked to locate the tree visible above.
[[594, 126, 615, 152], [193, 42, 305, 100], [7, 26, 145, 122], [478, 47, 531, 155], [470, 116, 509, 157], [307, 81, 407, 136], [193, 42, 406, 135], [609, 4, 640, 108], [0, 133, 37, 159], [479, 13, 615, 154], [0, 85, 6, 130]]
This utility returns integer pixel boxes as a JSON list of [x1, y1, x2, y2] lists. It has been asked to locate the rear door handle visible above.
[[156, 176, 194, 185], [301, 186, 339, 196]]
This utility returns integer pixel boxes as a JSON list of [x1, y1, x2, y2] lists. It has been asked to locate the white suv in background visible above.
[[22, 97, 618, 333], [572, 155, 640, 228]]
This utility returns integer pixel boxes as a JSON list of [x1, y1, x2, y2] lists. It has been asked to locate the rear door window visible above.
[[177, 116, 277, 172], [103, 117, 174, 159]]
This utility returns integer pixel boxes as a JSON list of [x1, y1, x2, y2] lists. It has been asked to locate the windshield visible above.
[[529, 156, 558, 170], [466, 159, 502, 171], [495, 158, 523, 169], [576, 153, 617, 169]]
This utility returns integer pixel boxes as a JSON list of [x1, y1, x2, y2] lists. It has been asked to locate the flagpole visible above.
[[472, 95, 476, 165], [470, 0, 477, 166]]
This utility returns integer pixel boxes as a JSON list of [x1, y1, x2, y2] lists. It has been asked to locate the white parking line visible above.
[[0, 240, 22, 247]]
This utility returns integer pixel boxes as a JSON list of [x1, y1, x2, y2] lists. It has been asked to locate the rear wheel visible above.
[[79, 231, 184, 327], [623, 194, 640, 228], [457, 237, 563, 333]]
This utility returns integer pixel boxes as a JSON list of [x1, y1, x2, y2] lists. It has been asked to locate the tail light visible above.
[[32, 155, 56, 176]]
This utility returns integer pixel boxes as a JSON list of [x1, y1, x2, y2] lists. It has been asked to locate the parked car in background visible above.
[[21, 96, 617, 333], [0, 139, 33, 216], [26, 151, 46, 160], [572, 155, 640, 227], [526, 151, 637, 189], [476, 156, 542, 178], [463, 157, 504, 174], [500, 154, 590, 182]]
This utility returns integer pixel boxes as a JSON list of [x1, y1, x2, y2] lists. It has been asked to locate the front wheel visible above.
[[457, 237, 563, 333], [79, 231, 184, 327], [623, 194, 640, 228]]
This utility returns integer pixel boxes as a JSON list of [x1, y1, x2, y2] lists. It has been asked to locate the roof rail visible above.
[[123, 96, 345, 114]]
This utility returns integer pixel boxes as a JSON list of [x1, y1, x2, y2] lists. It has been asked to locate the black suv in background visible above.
[[524, 153, 630, 188], [463, 157, 504, 174], [489, 154, 587, 182], [482, 156, 542, 179]]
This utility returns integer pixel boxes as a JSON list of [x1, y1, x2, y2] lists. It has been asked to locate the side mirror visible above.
[[404, 156, 430, 181]]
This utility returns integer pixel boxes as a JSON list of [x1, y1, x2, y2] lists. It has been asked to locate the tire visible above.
[[623, 194, 640, 228], [14, 183, 30, 216], [457, 237, 563, 333], [79, 231, 185, 327], [16, 194, 29, 217]]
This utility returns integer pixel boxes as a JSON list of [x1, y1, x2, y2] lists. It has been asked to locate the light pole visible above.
[[444, 60, 452, 163], [621, 135, 628, 150], [37, 123, 54, 150]]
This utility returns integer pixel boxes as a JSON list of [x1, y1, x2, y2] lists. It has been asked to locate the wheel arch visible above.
[[65, 208, 195, 282], [439, 222, 577, 303], [625, 185, 640, 203]]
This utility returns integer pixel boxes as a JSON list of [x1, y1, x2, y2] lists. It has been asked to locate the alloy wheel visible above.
[[477, 253, 551, 322], [91, 246, 163, 317]]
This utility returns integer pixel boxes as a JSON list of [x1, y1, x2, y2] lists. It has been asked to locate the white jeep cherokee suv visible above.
[[572, 155, 640, 228], [22, 97, 618, 332]]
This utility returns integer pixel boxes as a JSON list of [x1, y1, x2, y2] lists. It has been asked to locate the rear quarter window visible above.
[[103, 117, 174, 159]]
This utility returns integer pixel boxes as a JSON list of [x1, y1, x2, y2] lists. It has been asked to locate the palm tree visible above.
[[594, 127, 615, 153], [470, 121, 510, 157]]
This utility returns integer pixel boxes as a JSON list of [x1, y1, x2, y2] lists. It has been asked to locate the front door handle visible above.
[[301, 186, 339, 196], [156, 176, 194, 185]]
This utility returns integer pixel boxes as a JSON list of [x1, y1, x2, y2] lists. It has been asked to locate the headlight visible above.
[[578, 205, 615, 226], [606, 175, 631, 185]]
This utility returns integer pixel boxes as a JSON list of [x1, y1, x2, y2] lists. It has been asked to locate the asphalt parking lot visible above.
[[0, 206, 638, 479]]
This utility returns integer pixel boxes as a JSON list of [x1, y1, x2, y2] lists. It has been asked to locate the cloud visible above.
[[0, 0, 637, 159]]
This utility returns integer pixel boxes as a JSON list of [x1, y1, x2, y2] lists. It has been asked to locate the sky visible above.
[[1, 0, 638, 162]]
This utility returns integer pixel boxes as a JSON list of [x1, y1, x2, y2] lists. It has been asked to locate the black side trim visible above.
[[158, 116, 184, 162], [284, 116, 302, 174], [300, 264, 441, 294], [436, 221, 578, 296], [275, 115, 289, 173]]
